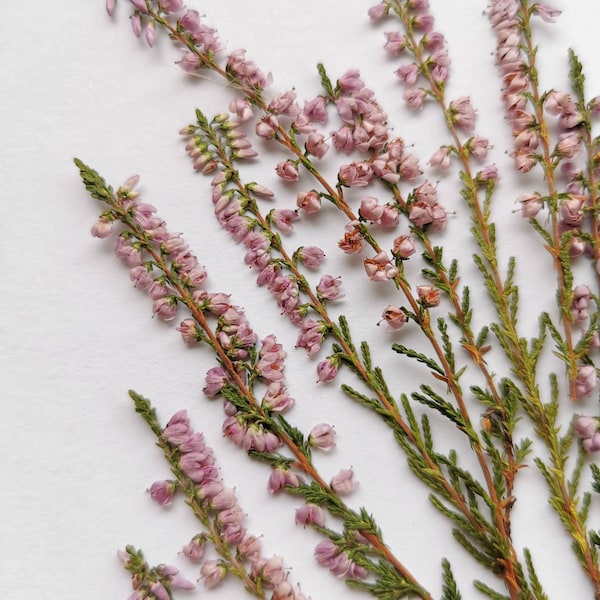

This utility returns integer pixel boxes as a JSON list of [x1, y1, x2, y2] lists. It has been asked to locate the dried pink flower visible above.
[[330, 468, 358, 495]]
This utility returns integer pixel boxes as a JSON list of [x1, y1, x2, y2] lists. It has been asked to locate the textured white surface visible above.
[[2, 1, 600, 599]]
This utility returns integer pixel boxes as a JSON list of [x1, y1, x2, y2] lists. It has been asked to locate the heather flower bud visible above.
[[309, 423, 336, 450], [417, 285, 441, 308], [200, 560, 227, 588], [148, 480, 178, 506], [392, 235, 416, 259], [91, 215, 114, 238], [316, 358, 339, 384], [573, 415, 599, 440], [317, 275, 344, 300], [518, 192, 543, 217], [330, 468, 358, 495], [296, 190, 322, 214], [295, 504, 325, 527], [428, 146, 451, 169], [583, 432, 600, 453], [275, 161, 299, 182], [380, 305, 407, 330], [575, 365, 597, 399], [297, 246, 325, 269]]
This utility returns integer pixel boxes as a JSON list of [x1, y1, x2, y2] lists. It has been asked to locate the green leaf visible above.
[[73, 158, 115, 204]]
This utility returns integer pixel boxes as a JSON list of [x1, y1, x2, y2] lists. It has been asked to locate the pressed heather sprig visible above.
[[179, 103, 533, 597], [75, 158, 436, 599], [376, 1, 600, 596], [118, 546, 195, 599], [120, 10, 562, 592], [79, 2, 600, 598], [131, 393, 303, 598]]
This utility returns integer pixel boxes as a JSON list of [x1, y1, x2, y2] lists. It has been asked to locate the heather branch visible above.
[[75, 158, 433, 599], [129, 390, 270, 598], [185, 105, 537, 593]]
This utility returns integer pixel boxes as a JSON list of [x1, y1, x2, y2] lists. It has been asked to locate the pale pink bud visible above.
[[295, 504, 325, 527], [380, 205, 400, 227], [169, 575, 195, 591], [296, 190, 322, 214], [238, 535, 262, 561], [556, 132, 581, 159], [469, 136, 490, 160], [573, 415, 598, 439], [368, 2, 389, 20], [583, 432, 600, 452], [303, 96, 328, 123], [575, 365, 597, 399], [330, 468, 358, 495], [315, 539, 339, 566], [359, 196, 384, 223], [204, 366, 229, 398], [163, 410, 190, 444], [275, 161, 299, 182], [364, 251, 398, 282], [298, 246, 325, 269], [309, 423, 336, 450], [153, 297, 177, 321], [271, 209, 299, 234], [450, 96, 476, 131], [145, 21, 155, 47], [229, 98, 253, 121], [200, 560, 227, 588], [478, 164, 499, 182], [178, 52, 201, 73], [176, 319, 199, 345], [518, 192, 543, 217], [130, 0, 149, 13], [417, 285, 441, 307], [106, 0, 116, 17], [247, 182, 275, 199], [392, 235, 416, 259], [534, 3, 561, 22], [91, 216, 114, 238], [337, 69, 364, 92], [316, 358, 338, 384], [306, 132, 329, 158], [380, 305, 407, 330], [404, 88, 426, 110], [269, 91, 299, 116], [131, 13, 143, 37], [268, 467, 302, 494], [256, 115, 279, 139], [149, 583, 170, 600], [422, 31, 444, 50], [428, 146, 451, 169], [338, 162, 374, 187], [148, 480, 177, 505], [395, 63, 419, 86], [384, 31, 406, 55], [544, 91, 571, 115], [317, 275, 344, 300], [159, 0, 184, 12]]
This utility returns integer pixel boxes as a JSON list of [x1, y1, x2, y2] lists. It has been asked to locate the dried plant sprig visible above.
[[100, 3, 561, 595], [131, 391, 305, 599], [75, 157, 436, 599], [375, 1, 600, 596], [178, 104, 540, 595], [79, 1, 600, 598], [118, 546, 195, 600]]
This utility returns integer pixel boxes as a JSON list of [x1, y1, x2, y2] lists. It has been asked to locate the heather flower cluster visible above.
[[155, 407, 305, 596], [75, 1, 600, 599]]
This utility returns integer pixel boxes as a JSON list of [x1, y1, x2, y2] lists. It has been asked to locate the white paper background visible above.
[[2, 1, 600, 599]]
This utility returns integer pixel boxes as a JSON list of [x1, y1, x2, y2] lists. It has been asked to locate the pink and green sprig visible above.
[[75, 159, 439, 599]]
